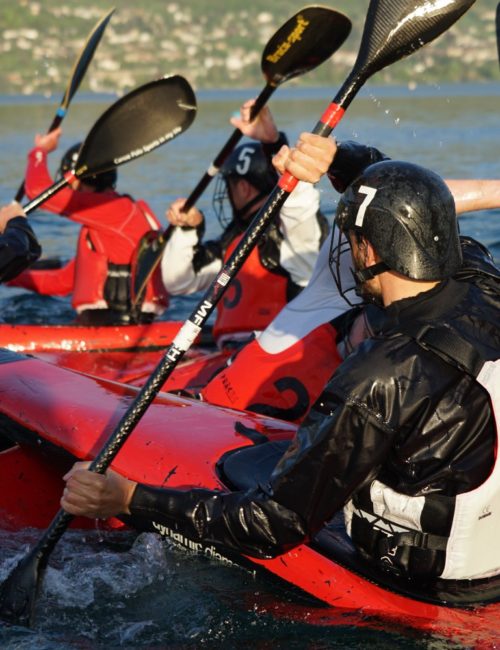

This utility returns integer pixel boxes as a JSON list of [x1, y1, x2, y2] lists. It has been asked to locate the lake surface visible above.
[[0, 84, 499, 649]]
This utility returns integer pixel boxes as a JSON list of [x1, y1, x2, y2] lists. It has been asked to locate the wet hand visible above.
[[61, 461, 137, 519], [272, 133, 337, 183], [0, 201, 26, 233], [34, 127, 62, 153], [230, 99, 279, 144], [166, 197, 203, 228]]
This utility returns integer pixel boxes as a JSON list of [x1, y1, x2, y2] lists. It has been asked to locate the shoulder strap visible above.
[[403, 322, 484, 378]]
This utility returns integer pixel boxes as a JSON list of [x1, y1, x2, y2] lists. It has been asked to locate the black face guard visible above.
[[212, 175, 268, 230], [329, 225, 358, 306], [329, 226, 388, 307], [212, 174, 232, 229]]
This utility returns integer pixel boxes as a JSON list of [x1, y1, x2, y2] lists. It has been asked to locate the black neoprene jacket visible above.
[[129, 240, 500, 561], [0, 216, 41, 282]]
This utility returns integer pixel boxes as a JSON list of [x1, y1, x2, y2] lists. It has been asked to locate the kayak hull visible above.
[[0, 349, 498, 645], [0, 320, 189, 353], [0, 320, 227, 390]]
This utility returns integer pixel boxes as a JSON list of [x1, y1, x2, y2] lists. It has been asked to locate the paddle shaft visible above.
[[131, 84, 276, 308], [22, 177, 70, 214], [183, 83, 275, 212], [14, 10, 113, 203], [496, 2, 500, 66]]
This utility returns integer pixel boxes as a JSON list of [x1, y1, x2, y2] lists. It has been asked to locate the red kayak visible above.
[[0, 349, 498, 646], [0, 320, 187, 353], [34, 346, 231, 389], [0, 320, 228, 390]]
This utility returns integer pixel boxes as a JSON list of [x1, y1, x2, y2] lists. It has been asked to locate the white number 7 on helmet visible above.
[[355, 185, 377, 227]]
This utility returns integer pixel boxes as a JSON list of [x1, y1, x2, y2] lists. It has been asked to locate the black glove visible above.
[[327, 140, 390, 193]]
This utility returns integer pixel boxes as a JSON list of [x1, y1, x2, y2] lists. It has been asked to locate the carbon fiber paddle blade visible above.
[[353, 0, 476, 80], [0, 546, 46, 628], [61, 7, 115, 108], [76, 75, 197, 177], [262, 6, 351, 85]]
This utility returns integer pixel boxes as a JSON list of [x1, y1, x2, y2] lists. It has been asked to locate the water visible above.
[[0, 84, 499, 648]]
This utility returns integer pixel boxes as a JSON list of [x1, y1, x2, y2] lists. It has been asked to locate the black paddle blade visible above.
[[351, 0, 476, 82], [75, 75, 197, 178], [262, 6, 351, 85], [61, 7, 115, 110], [496, 2, 500, 67], [0, 545, 47, 628]]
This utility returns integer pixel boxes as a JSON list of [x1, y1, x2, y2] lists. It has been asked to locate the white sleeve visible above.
[[160, 226, 222, 295], [277, 181, 323, 287], [258, 237, 360, 353]]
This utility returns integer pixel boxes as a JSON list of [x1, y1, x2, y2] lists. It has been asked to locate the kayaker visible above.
[[200, 139, 500, 422], [8, 128, 168, 325], [62, 145, 500, 588], [160, 99, 329, 348], [0, 201, 41, 282]]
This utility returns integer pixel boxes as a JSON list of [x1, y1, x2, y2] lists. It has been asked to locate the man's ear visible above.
[[363, 238, 380, 266], [236, 178, 258, 201]]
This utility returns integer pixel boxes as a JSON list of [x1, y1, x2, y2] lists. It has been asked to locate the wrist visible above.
[[123, 479, 137, 515], [262, 131, 288, 162]]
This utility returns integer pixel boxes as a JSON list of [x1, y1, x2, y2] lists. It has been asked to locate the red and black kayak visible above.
[[0, 348, 499, 645]]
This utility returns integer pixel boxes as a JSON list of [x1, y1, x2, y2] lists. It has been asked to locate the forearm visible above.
[[8, 258, 75, 295], [129, 483, 307, 559], [25, 148, 75, 215], [0, 217, 41, 282], [446, 180, 500, 215], [161, 226, 221, 294], [279, 182, 323, 286]]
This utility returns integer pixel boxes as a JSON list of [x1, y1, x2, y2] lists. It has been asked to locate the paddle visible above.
[[496, 2, 500, 66], [130, 5, 352, 308], [0, 0, 474, 629], [20, 76, 197, 216], [14, 7, 115, 203]]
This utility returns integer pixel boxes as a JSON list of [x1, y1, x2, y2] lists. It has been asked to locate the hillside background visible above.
[[1, 0, 498, 96]]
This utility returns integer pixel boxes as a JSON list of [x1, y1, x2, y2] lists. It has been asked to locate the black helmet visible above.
[[331, 160, 462, 296], [213, 142, 278, 227], [58, 142, 117, 192]]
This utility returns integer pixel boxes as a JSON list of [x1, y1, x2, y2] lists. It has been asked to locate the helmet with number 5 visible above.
[[213, 142, 278, 227], [329, 160, 462, 300]]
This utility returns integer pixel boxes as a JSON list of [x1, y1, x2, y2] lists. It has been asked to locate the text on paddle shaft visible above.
[[167, 300, 213, 359], [192, 299, 213, 326], [265, 15, 310, 64]]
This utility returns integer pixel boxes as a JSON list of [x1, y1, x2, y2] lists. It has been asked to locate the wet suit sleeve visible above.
[[0, 217, 41, 282], [25, 148, 143, 234], [8, 257, 75, 295], [129, 391, 396, 559], [160, 219, 223, 295], [327, 141, 390, 193]]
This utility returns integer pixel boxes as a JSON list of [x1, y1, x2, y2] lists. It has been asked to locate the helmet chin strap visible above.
[[353, 261, 389, 284]]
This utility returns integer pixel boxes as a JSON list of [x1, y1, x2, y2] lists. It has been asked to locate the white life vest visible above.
[[345, 353, 500, 581]]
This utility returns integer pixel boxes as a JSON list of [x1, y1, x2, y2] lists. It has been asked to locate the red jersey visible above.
[[11, 147, 168, 320]]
